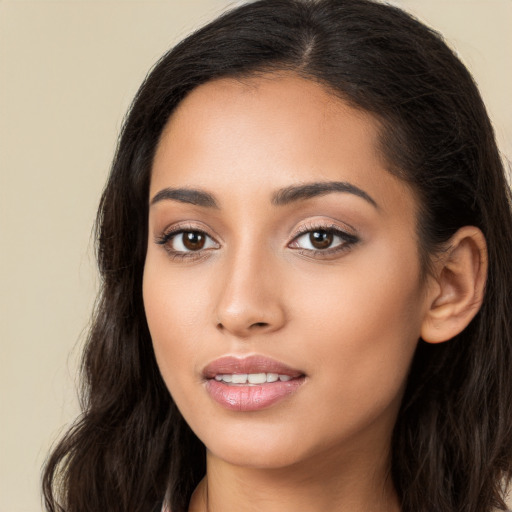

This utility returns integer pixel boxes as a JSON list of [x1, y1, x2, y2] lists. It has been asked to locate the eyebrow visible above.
[[150, 187, 219, 208], [271, 181, 378, 208], [150, 181, 377, 209]]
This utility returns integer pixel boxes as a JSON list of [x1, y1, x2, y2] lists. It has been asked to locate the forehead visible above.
[[167, 72, 358, 130], [158, 73, 378, 164], [151, 73, 416, 218]]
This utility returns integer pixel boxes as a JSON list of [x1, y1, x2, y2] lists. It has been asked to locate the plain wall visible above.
[[1, 1, 510, 510]]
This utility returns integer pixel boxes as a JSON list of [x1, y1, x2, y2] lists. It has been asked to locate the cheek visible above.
[[142, 258, 211, 390], [288, 241, 424, 407]]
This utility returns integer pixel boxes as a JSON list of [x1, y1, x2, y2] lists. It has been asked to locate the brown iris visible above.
[[182, 231, 206, 251], [310, 230, 334, 249]]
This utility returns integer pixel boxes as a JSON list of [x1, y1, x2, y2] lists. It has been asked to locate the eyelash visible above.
[[155, 223, 218, 261], [155, 223, 359, 261], [289, 223, 359, 259]]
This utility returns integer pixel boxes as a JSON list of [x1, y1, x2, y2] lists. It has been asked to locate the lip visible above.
[[203, 355, 305, 412], [203, 355, 304, 379]]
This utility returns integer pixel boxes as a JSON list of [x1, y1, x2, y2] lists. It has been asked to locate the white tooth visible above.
[[222, 374, 232, 383], [231, 374, 248, 384], [215, 375, 222, 381], [248, 373, 267, 384], [266, 373, 279, 382], [279, 375, 292, 382]]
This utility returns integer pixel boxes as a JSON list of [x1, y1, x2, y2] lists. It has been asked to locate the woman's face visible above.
[[143, 74, 431, 470]]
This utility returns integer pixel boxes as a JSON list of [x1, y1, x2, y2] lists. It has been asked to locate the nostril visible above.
[[251, 322, 269, 328]]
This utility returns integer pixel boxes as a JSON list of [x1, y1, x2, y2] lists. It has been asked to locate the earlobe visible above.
[[421, 226, 488, 344]]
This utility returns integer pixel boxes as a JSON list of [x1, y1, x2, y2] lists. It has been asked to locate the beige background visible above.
[[1, 1, 511, 511]]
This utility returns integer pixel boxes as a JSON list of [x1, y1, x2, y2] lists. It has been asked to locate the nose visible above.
[[214, 244, 287, 338]]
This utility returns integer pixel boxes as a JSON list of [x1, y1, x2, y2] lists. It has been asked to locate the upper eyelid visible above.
[[289, 221, 358, 240], [156, 230, 217, 247], [156, 222, 220, 243], [289, 225, 359, 251]]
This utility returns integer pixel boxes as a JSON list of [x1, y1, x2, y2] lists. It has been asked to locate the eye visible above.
[[289, 226, 358, 255], [156, 227, 219, 258], [296, 230, 336, 250], [171, 231, 217, 252]]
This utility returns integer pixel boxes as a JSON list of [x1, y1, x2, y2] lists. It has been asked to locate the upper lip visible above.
[[202, 355, 304, 379]]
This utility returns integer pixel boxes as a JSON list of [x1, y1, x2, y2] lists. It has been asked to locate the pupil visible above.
[[310, 230, 333, 249], [183, 232, 205, 250]]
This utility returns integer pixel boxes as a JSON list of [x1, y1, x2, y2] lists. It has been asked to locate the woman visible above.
[[42, 0, 512, 511]]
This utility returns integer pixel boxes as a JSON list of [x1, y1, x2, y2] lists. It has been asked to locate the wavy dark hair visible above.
[[42, 0, 512, 511]]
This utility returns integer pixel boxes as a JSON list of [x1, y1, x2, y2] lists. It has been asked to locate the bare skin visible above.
[[144, 73, 487, 512]]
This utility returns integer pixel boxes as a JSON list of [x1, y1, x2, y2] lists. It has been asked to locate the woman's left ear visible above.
[[421, 226, 488, 344]]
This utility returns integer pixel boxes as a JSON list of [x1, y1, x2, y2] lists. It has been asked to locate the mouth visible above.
[[203, 355, 305, 411], [213, 372, 296, 385], [203, 354, 304, 380]]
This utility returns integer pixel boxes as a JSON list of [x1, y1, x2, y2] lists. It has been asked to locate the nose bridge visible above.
[[214, 234, 286, 337]]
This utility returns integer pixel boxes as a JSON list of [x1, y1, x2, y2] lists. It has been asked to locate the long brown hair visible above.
[[43, 1, 512, 511]]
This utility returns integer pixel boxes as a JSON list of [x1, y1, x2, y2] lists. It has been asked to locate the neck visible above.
[[188, 443, 400, 512]]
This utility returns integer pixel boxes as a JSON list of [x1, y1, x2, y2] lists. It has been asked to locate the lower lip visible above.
[[205, 378, 304, 412]]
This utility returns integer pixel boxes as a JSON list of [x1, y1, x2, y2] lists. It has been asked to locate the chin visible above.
[[210, 442, 305, 469], [201, 423, 313, 469]]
